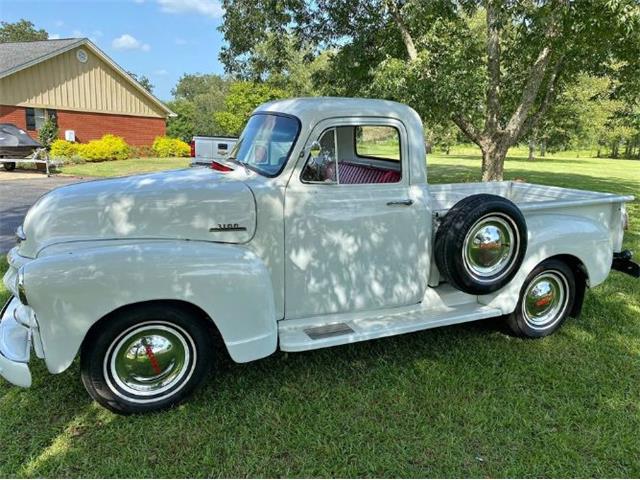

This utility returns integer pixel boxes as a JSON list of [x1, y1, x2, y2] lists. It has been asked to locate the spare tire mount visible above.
[[434, 194, 528, 295]]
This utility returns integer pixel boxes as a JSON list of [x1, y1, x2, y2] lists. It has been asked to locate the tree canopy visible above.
[[127, 72, 154, 94], [213, 81, 288, 136], [0, 19, 48, 43], [166, 74, 231, 140], [220, 0, 640, 180]]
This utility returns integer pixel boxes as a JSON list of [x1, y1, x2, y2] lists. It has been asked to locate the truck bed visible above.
[[429, 181, 634, 214], [429, 181, 634, 256]]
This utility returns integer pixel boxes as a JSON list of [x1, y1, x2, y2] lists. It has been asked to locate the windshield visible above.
[[228, 113, 300, 177]]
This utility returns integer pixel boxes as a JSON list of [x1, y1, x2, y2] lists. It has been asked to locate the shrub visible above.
[[50, 139, 79, 159], [38, 117, 59, 149], [77, 134, 130, 161], [152, 136, 191, 158], [129, 145, 155, 158]]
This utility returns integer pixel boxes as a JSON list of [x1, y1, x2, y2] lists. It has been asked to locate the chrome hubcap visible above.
[[522, 271, 568, 330], [463, 215, 517, 281], [105, 322, 195, 400]]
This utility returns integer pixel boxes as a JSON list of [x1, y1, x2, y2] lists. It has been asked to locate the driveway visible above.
[[0, 171, 93, 253]]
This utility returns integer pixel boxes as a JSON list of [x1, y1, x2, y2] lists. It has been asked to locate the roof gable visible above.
[[0, 38, 174, 116]]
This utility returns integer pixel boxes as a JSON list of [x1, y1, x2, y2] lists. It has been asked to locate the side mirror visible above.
[[309, 140, 322, 158]]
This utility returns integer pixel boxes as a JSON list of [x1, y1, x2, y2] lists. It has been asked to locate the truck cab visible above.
[[2, 97, 637, 413]]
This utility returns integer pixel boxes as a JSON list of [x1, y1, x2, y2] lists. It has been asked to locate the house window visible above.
[[25, 108, 56, 130], [48, 109, 58, 126]]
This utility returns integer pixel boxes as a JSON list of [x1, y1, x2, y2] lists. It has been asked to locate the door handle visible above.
[[386, 199, 414, 206]]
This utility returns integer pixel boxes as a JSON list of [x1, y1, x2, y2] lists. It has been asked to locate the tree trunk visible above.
[[528, 140, 535, 160], [540, 140, 546, 157], [480, 142, 508, 181]]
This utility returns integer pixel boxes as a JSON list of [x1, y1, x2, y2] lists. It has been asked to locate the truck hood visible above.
[[20, 168, 256, 257]]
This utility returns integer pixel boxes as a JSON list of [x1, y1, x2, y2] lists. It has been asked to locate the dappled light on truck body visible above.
[[1, 97, 637, 414]]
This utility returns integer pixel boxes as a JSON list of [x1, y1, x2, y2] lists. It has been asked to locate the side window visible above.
[[301, 128, 337, 183], [301, 124, 402, 185], [355, 126, 400, 162]]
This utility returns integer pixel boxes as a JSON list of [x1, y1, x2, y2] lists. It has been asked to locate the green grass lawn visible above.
[[58, 157, 190, 177], [1, 151, 639, 477]]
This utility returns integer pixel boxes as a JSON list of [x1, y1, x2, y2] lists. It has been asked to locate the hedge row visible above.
[[50, 135, 190, 162]]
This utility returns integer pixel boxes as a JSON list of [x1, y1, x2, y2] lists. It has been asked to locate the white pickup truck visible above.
[[2, 98, 638, 414]]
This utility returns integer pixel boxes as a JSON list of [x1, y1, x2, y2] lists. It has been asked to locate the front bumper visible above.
[[0, 296, 33, 387]]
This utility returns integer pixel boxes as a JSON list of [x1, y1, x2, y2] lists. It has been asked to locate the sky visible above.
[[0, 0, 227, 100]]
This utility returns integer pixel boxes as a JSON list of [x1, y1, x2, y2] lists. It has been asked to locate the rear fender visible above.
[[479, 214, 612, 314], [22, 241, 277, 374]]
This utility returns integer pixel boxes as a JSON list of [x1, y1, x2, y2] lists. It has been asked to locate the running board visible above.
[[279, 302, 502, 352]]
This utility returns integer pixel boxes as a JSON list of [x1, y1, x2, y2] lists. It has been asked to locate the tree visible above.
[[38, 117, 58, 149], [213, 81, 288, 135], [598, 110, 636, 158], [531, 75, 619, 155], [168, 74, 231, 139], [127, 71, 154, 94], [426, 122, 459, 154], [221, 32, 329, 96], [220, 0, 640, 180], [0, 19, 48, 43], [166, 99, 197, 141], [171, 74, 229, 102], [527, 72, 640, 159]]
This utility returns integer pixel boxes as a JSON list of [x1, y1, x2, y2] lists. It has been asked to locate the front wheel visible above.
[[81, 304, 214, 414], [2, 162, 16, 171], [506, 259, 576, 338]]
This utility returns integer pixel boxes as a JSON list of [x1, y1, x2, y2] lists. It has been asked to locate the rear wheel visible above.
[[2, 162, 16, 171], [81, 304, 214, 414], [506, 259, 576, 338]]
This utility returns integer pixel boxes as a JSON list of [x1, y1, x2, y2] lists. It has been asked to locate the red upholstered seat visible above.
[[338, 161, 400, 184]]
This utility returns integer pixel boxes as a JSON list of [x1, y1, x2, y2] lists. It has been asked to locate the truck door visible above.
[[284, 118, 430, 319]]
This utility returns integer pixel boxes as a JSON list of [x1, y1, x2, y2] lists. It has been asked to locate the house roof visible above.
[[0, 38, 175, 117], [0, 38, 82, 76]]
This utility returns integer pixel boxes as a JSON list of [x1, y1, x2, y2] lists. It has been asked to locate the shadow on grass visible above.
[[2, 279, 638, 477], [1, 159, 639, 477]]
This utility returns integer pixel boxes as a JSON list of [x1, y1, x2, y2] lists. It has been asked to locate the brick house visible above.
[[0, 38, 174, 146]]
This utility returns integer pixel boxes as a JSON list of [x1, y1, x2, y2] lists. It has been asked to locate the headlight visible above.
[[17, 267, 28, 305]]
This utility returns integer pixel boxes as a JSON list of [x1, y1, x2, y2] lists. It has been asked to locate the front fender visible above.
[[479, 214, 613, 314], [23, 240, 277, 374]]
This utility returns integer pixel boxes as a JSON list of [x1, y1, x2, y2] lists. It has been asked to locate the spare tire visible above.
[[434, 194, 527, 295]]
